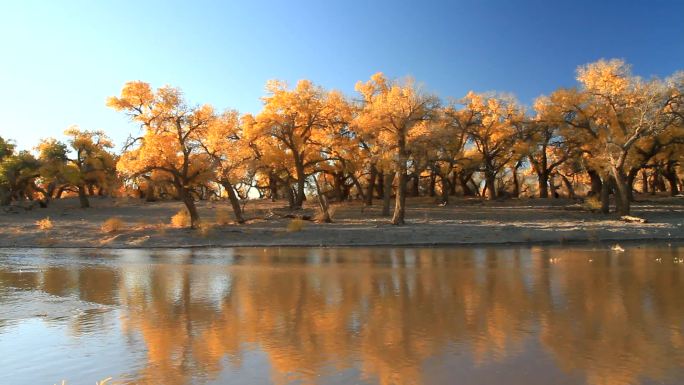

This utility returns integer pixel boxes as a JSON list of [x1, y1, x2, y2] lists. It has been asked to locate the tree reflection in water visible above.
[[0, 246, 682, 385]]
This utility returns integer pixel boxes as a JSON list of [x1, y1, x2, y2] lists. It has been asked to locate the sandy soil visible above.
[[0, 195, 682, 248]]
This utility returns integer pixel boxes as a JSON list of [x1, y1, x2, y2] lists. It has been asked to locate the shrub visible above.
[[583, 197, 602, 212], [170, 209, 190, 228], [36, 217, 53, 230], [286, 218, 306, 232], [101, 217, 125, 233], [314, 205, 336, 223]]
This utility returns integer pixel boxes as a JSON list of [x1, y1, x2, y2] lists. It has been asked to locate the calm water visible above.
[[0, 246, 683, 385]]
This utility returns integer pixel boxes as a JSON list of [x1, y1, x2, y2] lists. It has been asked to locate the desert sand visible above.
[[0, 196, 682, 248]]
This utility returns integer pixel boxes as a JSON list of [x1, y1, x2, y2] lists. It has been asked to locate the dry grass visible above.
[[286, 218, 306, 232], [35, 217, 53, 230], [101, 217, 125, 233], [215, 207, 232, 225], [170, 209, 190, 228]]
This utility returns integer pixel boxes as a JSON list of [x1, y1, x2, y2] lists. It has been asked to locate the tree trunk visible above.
[[600, 177, 610, 214], [392, 168, 407, 225], [549, 173, 559, 198], [222, 181, 245, 224], [560, 174, 576, 199], [313, 175, 332, 223], [428, 171, 436, 197], [641, 169, 649, 193], [588, 169, 602, 197], [450, 173, 458, 195], [145, 179, 156, 202], [511, 166, 520, 198], [382, 172, 392, 217], [294, 159, 306, 208], [409, 174, 419, 197], [365, 165, 377, 206], [269, 172, 279, 201], [664, 163, 680, 196], [626, 168, 639, 202], [538, 171, 549, 198], [392, 136, 408, 225], [77, 184, 90, 208], [611, 168, 631, 216], [350, 174, 365, 202], [459, 173, 473, 196], [285, 185, 295, 209], [440, 175, 450, 205], [485, 172, 497, 200], [377, 171, 385, 199]]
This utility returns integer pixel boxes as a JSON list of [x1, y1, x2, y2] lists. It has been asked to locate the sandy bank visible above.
[[1, 196, 682, 248]]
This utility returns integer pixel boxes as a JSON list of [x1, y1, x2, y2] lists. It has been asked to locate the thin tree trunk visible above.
[[350, 174, 365, 202], [440, 175, 450, 205], [560, 174, 575, 199], [428, 170, 436, 197], [392, 169, 407, 225], [222, 181, 245, 224], [313, 175, 332, 223], [549, 173, 558, 199], [365, 165, 377, 206], [626, 168, 639, 202], [285, 185, 295, 209]]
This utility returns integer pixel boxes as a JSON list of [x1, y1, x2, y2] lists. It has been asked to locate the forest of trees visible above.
[[1, 59, 683, 228]]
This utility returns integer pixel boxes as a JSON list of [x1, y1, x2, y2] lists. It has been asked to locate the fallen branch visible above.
[[621, 215, 647, 223]]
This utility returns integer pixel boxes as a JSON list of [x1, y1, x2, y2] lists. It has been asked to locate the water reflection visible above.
[[0, 246, 683, 385]]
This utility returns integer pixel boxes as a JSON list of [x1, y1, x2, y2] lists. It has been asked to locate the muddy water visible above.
[[0, 245, 683, 385]]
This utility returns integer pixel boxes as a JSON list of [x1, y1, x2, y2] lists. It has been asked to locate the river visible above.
[[1, 245, 683, 385]]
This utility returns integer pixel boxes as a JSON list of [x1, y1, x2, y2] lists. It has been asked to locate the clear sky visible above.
[[1, 0, 683, 151]]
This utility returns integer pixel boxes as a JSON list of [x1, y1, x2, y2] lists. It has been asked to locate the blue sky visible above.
[[1, 0, 683, 150]]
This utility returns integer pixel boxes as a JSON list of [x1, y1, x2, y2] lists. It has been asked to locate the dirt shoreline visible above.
[[1, 196, 682, 249]]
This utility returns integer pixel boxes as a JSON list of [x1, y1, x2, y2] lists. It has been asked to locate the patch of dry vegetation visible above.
[[101, 217, 125, 233], [35, 217, 53, 230], [170, 209, 190, 228], [286, 218, 306, 232], [583, 197, 602, 212]]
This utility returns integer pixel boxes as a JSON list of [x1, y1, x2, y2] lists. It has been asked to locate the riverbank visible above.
[[0, 196, 682, 248]]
